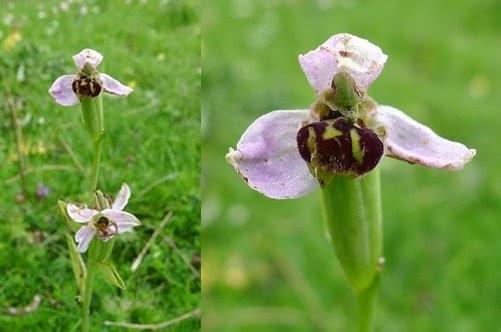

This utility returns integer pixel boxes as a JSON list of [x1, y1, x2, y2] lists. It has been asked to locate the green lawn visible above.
[[202, 0, 500, 331], [0, 0, 200, 330]]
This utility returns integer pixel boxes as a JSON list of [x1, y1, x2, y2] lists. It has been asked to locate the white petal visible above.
[[100, 73, 133, 96], [67, 204, 99, 223], [73, 48, 103, 69], [75, 225, 96, 253], [112, 183, 131, 211], [299, 33, 387, 94], [102, 209, 140, 233], [48, 75, 79, 106], [373, 105, 476, 170], [226, 110, 318, 199]]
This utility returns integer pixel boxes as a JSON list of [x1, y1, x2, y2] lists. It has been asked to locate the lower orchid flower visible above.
[[67, 183, 140, 253]]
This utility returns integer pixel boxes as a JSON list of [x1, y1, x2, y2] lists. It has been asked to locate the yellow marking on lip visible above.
[[307, 127, 317, 159], [350, 128, 364, 164], [322, 125, 342, 140]]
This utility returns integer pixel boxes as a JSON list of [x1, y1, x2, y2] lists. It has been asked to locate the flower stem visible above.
[[81, 259, 96, 332], [321, 168, 382, 330], [89, 136, 103, 192], [357, 273, 380, 332]]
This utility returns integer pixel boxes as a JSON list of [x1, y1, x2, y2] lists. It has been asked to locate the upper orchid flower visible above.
[[226, 33, 476, 199], [49, 48, 133, 106], [67, 184, 140, 253]]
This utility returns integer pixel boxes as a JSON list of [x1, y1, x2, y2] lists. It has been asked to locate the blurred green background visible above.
[[0, 0, 199, 330], [202, 0, 499, 331]]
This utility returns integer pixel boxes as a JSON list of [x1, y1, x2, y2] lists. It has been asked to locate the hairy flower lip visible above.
[[67, 184, 140, 252], [48, 48, 133, 106]]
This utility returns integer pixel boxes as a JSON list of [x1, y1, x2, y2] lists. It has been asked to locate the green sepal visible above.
[[321, 168, 382, 292], [65, 233, 87, 294], [58, 200, 87, 293], [96, 261, 126, 290]]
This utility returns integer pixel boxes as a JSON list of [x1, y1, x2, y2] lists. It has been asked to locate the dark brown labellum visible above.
[[296, 117, 384, 183], [72, 76, 102, 98], [95, 216, 117, 240]]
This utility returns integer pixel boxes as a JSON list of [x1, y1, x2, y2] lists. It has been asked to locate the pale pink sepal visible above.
[[299, 33, 387, 94], [374, 105, 476, 170], [226, 110, 318, 199], [75, 225, 96, 253], [100, 73, 133, 96], [67, 204, 98, 223], [48, 75, 79, 106], [73, 48, 103, 69], [102, 209, 140, 233], [112, 183, 131, 210]]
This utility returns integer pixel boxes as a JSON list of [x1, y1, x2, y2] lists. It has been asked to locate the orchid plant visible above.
[[50, 49, 138, 332], [226, 33, 475, 331]]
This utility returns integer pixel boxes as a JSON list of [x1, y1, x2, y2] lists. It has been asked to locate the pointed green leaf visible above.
[[97, 261, 126, 290], [65, 233, 87, 294]]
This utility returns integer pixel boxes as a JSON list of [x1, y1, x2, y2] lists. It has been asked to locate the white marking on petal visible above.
[[48, 75, 79, 106], [112, 183, 131, 211], [75, 225, 96, 253], [67, 204, 98, 223], [102, 209, 140, 233], [100, 73, 133, 96], [299, 33, 387, 94], [72, 48, 103, 69], [373, 105, 476, 170], [226, 110, 318, 199]]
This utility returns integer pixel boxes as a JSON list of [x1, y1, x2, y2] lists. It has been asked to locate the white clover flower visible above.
[[67, 184, 140, 253], [49, 48, 133, 106], [227, 33, 476, 199]]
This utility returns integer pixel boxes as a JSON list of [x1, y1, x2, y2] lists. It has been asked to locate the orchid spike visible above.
[[227, 33, 476, 199], [67, 184, 140, 252], [49, 48, 133, 106]]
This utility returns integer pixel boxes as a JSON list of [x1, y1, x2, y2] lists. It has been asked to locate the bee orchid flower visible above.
[[226, 33, 476, 199], [49, 48, 133, 106], [67, 184, 140, 253]]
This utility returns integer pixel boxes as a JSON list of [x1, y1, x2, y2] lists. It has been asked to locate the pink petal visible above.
[[373, 105, 476, 170], [226, 110, 318, 199], [112, 183, 131, 211], [75, 225, 96, 253], [48, 75, 79, 106], [299, 33, 387, 94], [102, 209, 140, 233], [67, 204, 98, 223], [72, 48, 103, 69], [100, 73, 133, 96]]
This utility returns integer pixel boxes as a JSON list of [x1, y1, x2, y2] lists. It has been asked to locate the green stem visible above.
[[89, 137, 103, 192], [81, 260, 96, 332], [357, 273, 380, 332]]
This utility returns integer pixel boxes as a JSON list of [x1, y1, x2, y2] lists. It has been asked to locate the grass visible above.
[[0, 0, 200, 330], [202, 0, 500, 331]]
